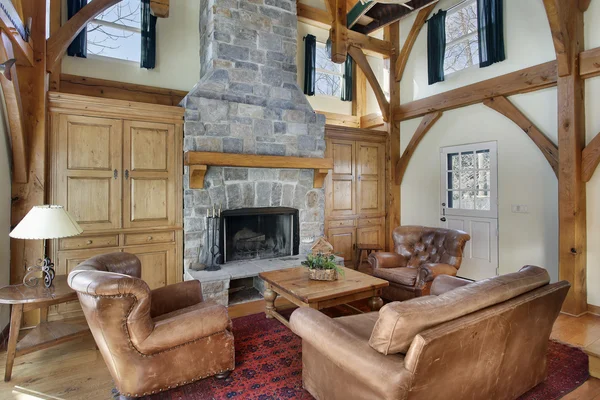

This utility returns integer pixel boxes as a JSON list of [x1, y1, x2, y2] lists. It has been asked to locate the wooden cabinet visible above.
[[325, 127, 387, 267], [48, 93, 184, 320]]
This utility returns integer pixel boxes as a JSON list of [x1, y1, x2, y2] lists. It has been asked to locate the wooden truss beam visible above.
[[0, 31, 27, 183], [330, 0, 348, 63], [296, 4, 392, 57], [150, 0, 170, 17], [543, 0, 572, 77], [579, 0, 592, 12], [394, 4, 435, 82], [396, 111, 443, 185], [393, 61, 558, 121], [583, 132, 600, 182], [0, 0, 33, 66], [46, 0, 121, 74], [483, 96, 558, 177], [348, 45, 390, 122], [579, 46, 600, 79], [360, 112, 385, 129]]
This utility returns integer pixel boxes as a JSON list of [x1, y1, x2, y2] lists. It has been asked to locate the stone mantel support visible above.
[[185, 151, 333, 189]]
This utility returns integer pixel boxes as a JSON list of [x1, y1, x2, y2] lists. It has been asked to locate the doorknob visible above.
[[440, 217, 447, 222]]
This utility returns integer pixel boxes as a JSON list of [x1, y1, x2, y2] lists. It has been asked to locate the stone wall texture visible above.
[[182, 0, 326, 270]]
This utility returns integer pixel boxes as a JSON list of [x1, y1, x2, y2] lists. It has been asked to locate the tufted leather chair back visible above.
[[393, 226, 470, 269]]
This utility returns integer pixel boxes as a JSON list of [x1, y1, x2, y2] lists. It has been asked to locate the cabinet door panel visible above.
[[328, 227, 355, 266], [326, 140, 356, 217], [357, 225, 384, 248], [356, 142, 385, 216], [57, 115, 122, 231], [127, 244, 177, 289], [123, 121, 175, 228]]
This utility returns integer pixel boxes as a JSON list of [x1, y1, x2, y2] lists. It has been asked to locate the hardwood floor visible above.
[[0, 308, 599, 399]]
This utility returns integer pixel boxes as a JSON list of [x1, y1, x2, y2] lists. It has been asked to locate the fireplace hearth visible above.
[[220, 207, 299, 263]]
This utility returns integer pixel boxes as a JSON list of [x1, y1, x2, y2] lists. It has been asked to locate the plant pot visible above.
[[308, 268, 338, 281]]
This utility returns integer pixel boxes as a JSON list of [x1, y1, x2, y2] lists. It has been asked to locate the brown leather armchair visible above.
[[68, 253, 234, 399], [369, 226, 470, 301]]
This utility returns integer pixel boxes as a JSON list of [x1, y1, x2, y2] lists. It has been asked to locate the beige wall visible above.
[[398, 0, 559, 282], [0, 90, 11, 329], [62, 1, 201, 92]]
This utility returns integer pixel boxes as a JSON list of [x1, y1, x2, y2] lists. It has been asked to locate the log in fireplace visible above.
[[219, 207, 300, 263]]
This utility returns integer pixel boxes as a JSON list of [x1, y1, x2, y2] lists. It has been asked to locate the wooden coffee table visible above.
[[259, 266, 388, 327]]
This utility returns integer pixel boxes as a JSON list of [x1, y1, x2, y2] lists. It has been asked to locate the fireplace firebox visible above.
[[219, 207, 300, 263]]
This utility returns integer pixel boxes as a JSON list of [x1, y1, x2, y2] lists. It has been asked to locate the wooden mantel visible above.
[[184, 151, 333, 189]]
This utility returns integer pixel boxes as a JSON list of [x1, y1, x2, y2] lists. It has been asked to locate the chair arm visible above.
[[136, 303, 230, 354], [150, 280, 203, 318], [368, 252, 406, 269], [415, 263, 458, 288], [289, 308, 407, 391], [430, 275, 472, 296]]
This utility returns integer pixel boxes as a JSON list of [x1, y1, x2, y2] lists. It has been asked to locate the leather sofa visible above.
[[68, 253, 234, 398], [290, 266, 569, 400], [369, 226, 470, 300]]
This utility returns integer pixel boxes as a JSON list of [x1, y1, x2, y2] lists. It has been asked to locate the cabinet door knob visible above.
[[147, 236, 153, 241], [86, 240, 93, 245]]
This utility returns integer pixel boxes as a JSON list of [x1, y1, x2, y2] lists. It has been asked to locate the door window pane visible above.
[[461, 191, 475, 209], [447, 152, 459, 170], [448, 191, 460, 209], [444, 147, 494, 212]]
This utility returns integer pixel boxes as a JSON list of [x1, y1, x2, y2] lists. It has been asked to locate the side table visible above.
[[354, 243, 384, 270], [0, 275, 89, 381]]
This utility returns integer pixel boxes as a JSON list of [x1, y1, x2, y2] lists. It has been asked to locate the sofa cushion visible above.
[[335, 312, 379, 341], [368, 265, 550, 355], [373, 267, 418, 286]]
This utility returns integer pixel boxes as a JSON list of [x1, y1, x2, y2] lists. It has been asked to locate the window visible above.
[[86, 0, 141, 62], [445, 149, 491, 211], [444, 0, 479, 75], [315, 43, 343, 97]]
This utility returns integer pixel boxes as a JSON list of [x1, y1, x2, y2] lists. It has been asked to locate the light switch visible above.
[[511, 205, 529, 213]]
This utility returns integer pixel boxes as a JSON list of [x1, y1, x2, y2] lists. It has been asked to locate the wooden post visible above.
[[49, 0, 61, 91], [11, 0, 48, 325], [330, 0, 347, 64], [386, 23, 401, 251], [545, 2, 587, 315]]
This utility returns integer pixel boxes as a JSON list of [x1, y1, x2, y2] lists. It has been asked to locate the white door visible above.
[[440, 142, 499, 281]]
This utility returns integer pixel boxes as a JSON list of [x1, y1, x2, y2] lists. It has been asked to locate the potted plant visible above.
[[302, 252, 345, 281]]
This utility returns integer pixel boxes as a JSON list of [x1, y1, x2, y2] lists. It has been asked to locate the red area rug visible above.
[[143, 311, 589, 400]]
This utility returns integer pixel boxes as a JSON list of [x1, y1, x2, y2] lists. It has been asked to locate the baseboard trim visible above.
[[588, 304, 600, 317]]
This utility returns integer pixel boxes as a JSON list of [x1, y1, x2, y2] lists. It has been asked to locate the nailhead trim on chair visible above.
[[78, 292, 236, 397]]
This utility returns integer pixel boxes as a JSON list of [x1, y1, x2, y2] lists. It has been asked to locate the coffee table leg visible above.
[[5, 304, 23, 382], [264, 286, 278, 319], [368, 296, 384, 311]]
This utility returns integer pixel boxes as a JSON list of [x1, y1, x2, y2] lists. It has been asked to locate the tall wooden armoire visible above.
[[324, 126, 387, 267], [47, 93, 184, 320]]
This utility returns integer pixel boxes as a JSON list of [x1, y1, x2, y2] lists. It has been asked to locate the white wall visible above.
[[398, 0, 560, 281], [62, 1, 201, 92], [296, 22, 353, 115], [0, 91, 11, 330]]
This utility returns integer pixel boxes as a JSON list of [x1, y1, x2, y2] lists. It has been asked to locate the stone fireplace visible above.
[[181, 0, 328, 304]]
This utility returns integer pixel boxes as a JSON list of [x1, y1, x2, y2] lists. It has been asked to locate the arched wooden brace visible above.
[[0, 31, 27, 183], [483, 96, 559, 177], [347, 45, 390, 122], [395, 111, 443, 185], [46, 0, 121, 74], [582, 132, 600, 182]]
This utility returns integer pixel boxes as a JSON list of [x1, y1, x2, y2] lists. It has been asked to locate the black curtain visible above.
[[67, 0, 87, 58], [304, 34, 316, 96], [341, 55, 353, 102], [427, 10, 446, 85], [478, 0, 505, 67], [141, 0, 157, 69]]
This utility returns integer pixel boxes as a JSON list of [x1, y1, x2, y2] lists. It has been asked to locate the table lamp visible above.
[[9, 205, 83, 288]]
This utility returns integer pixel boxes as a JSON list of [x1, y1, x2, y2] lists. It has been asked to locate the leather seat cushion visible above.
[[334, 312, 379, 341], [369, 266, 551, 355], [373, 267, 418, 286], [153, 301, 233, 331]]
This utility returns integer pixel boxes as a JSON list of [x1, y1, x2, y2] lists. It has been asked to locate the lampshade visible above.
[[9, 205, 83, 240]]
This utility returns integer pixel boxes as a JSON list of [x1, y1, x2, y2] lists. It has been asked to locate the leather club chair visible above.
[[68, 253, 234, 399], [369, 226, 470, 301]]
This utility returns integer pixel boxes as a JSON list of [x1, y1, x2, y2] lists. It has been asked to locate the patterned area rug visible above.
[[142, 310, 589, 400]]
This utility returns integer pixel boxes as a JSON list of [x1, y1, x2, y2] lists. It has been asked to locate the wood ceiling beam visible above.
[[483, 96, 558, 177], [0, 31, 27, 183], [46, 0, 121, 74], [330, 0, 348, 63], [348, 45, 389, 121], [0, 0, 33, 66], [396, 111, 442, 185], [394, 3, 435, 82], [296, 4, 392, 57], [543, 0, 572, 77], [393, 61, 558, 121], [582, 132, 600, 182]]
